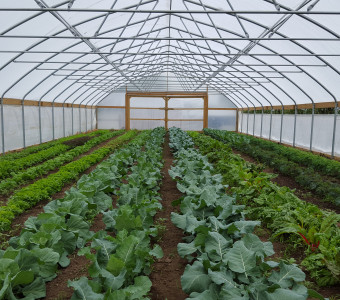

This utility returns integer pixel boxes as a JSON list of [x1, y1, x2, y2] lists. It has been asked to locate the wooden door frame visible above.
[[125, 91, 209, 130]]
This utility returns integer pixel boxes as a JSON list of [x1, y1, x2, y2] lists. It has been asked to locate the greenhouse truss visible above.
[[0, 0, 339, 157]]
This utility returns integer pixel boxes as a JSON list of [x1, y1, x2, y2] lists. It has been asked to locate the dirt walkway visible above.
[[150, 134, 188, 300]]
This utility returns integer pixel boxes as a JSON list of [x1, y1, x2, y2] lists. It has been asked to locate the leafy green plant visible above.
[[0, 131, 138, 231], [168, 128, 323, 299], [190, 130, 340, 287], [0, 129, 158, 299], [0, 130, 124, 195]]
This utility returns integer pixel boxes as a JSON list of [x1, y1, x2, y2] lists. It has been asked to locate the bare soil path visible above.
[[150, 134, 188, 300]]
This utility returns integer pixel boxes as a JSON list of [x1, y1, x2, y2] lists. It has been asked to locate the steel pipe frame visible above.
[[167, 35, 293, 140], [0, 2, 339, 155], [0, 0, 161, 153], [1, 8, 339, 14], [5, 35, 340, 41], [18, 31, 167, 141], [170, 9, 324, 149]]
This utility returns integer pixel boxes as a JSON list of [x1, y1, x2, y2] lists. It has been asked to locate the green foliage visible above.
[[68, 127, 166, 299], [0, 130, 138, 231], [0, 129, 163, 299], [0, 130, 125, 195], [204, 128, 340, 202], [192, 130, 340, 287], [0, 130, 105, 162], [168, 127, 318, 299]]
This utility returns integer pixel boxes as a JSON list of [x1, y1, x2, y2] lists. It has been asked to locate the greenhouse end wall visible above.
[[0, 105, 96, 153], [238, 112, 340, 157]]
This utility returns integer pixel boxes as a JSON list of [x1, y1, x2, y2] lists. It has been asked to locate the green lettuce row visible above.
[[167, 127, 323, 300], [0, 131, 152, 299], [0, 130, 112, 180], [207, 129, 340, 179], [0, 130, 139, 232], [0, 144, 71, 180], [190, 131, 340, 287], [0, 130, 125, 195], [204, 129, 340, 205], [0, 130, 109, 162], [68, 127, 166, 299]]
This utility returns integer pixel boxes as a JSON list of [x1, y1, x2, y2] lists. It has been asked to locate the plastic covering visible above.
[[0, 105, 96, 152], [239, 112, 340, 156], [0, 1, 339, 107], [0, 1, 339, 155]]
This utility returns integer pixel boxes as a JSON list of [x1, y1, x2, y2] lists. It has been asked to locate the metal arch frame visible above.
[[169, 8, 326, 149], [182, 0, 337, 153], [0, 0, 163, 153], [0, 1, 339, 156]]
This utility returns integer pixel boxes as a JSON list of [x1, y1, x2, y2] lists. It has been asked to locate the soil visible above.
[[0, 134, 125, 247], [0, 132, 124, 207], [62, 136, 93, 148], [44, 213, 106, 300], [150, 134, 188, 300], [254, 227, 340, 299], [232, 149, 340, 214]]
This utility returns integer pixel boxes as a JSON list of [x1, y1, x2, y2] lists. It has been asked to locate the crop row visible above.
[[68, 127, 166, 299], [190, 131, 340, 287], [0, 130, 110, 180], [0, 130, 154, 299], [0, 130, 138, 232], [220, 130, 340, 179], [204, 129, 340, 205], [0, 130, 124, 195], [0, 130, 109, 162], [168, 127, 322, 300]]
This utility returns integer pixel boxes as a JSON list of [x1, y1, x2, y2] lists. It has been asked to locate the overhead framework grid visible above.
[[0, 0, 339, 156]]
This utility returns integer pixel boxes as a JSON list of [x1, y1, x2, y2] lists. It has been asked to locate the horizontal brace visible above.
[[43, 63, 326, 67], [1, 36, 339, 41], [14, 53, 340, 58], [2, 98, 96, 108], [0, 8, 337, 14], [98, 106, 236, 110], [130, 118, 165, 121], [168, 119, 204, 121]]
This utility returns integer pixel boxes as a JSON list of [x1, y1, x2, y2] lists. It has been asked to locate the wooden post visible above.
[[164, 97, 169, 130], [125, 94, 130, 130], [203, 95, 209, 128], [236, 108, 239, 132]]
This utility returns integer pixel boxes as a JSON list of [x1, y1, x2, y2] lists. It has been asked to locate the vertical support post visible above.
[[235, 108, 239, 132], [253, 107, 256, 136], [331, 101, 338, 158], [79, 105, 82, 133], [52, 102, 55, 140], [269, 107, 273, 141], [22, 99, 26, 148], [38, 101, 42, 144], [240, 109, 244, 133], [63, 104, 66, 137], [310, 103, 315, 151], [71, 103, 74, 135], [85, 105, 88, 132], [246, 107, 249, 135], [0, 97, 4, 155], [95, 106, 98, 130], [125, 94, 130, 130], [293, 105, 297, 147], [203, 94, 209, 129], [164, 97, 169, 130], [260, 107, 264, 138], [280, 105, 284, 144]]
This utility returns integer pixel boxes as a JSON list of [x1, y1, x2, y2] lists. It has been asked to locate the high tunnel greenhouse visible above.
[[0, 1, 340, 300]]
